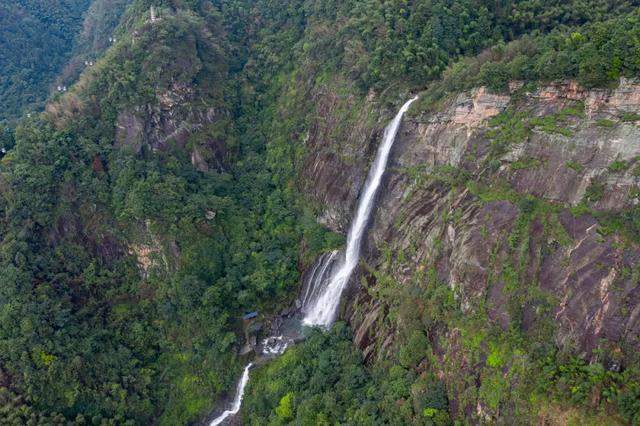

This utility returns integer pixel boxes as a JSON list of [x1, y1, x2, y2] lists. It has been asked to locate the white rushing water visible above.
[[303, 96, 418, 327], [299, 250, 339, 307], [209, 362, 253, 426], [261, 335, 293, 355], [207, 96, 417, 425]]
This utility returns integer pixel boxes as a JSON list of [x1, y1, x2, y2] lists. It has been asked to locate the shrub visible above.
[[584, 179, 606, 203], [621, 112, 640, 122], [565, 160, 584, 172], [275, 392, 294, 420], [596, 119, 616, 128], [399, 331, 429, 368], [608, 159, 628, 173]]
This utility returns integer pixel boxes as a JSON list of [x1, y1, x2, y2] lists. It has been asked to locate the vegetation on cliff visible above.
[[0, 1, 337, 423], [236, 4, 640, 425], [1, 0, 640, 424]]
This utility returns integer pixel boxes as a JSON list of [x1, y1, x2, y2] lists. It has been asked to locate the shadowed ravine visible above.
[[207, 96, 418, 425]]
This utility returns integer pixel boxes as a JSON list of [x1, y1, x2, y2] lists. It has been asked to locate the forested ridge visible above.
[[1, 0, 639, 424]]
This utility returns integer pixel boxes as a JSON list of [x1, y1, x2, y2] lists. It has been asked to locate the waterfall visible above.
[[209, 363, 253, 426], [300, 250, 339, 307], [302, 96, 418, 327], [206, 96, 417, 425]]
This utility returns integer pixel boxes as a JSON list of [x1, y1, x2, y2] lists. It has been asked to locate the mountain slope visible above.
[[238, 8, 640, 425], [1, 0, 639, 424], [0, 0, 93, 122]]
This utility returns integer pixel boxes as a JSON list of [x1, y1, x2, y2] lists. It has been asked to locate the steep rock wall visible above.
[[300, 79, 640, 419]]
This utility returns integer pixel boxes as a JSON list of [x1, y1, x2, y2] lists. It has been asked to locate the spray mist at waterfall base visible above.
[[206, 96, 418, 425]]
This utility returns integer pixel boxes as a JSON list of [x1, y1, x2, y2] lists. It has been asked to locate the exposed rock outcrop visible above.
[[115, 82, 228, 171], [299, 78, 640, 419]]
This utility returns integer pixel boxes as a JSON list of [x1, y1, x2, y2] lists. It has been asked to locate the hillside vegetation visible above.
[[0, 0, 93, 122], [0, 0, 639, 424]]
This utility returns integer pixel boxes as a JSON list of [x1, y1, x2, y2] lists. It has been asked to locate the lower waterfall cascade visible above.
[[209, 363, 252, 425]]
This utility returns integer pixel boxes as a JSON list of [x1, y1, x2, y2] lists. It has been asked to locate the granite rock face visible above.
[[299, 79, 640, 417], [299, 86, 389, 232], [114, 82, 228, 171]]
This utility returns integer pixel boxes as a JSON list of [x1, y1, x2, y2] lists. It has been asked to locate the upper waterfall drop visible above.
[[303, 96, 418, 327]]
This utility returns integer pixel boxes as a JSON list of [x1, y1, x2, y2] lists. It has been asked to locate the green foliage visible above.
[[596, 118, 616, 127], [487, 348, 505, 368], [618, 382, 640, 424], [621, 112, 640, 122], [608, 159, 629, 173], [537, 354, 640, 423], [0, 0, 93, 122], [399, 330, 429, 368], [0, 126, 15, 155], [565, 160, 584, 172], [486, 110, 531, 159], [420, 9, 640, 106], [584, 178, 606, 203], [0, 1, 338, 422], [275, 392, 294, 420], [3, 0, 640, 423], [511, 157, 542, 170], [529, 106, 581, 137], [596, 205, 640, 244], [242, 325, 376, 424], [243, 324, 450, 425]]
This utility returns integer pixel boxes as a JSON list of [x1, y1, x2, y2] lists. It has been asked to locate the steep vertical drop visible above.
[[303, 96, 418, 327]]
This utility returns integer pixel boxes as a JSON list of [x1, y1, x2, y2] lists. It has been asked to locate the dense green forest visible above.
[[1, 0, 339, 423], [0, 0, 93, 122], [1, 0, 639, 424]]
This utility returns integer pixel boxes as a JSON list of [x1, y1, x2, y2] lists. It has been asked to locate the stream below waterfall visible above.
[[207, 96, 418, 425]]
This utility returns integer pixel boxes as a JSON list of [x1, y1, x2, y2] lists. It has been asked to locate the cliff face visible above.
[[300, 78, 640, 418], [114, 81, 230, 172], [299, 85, 390, 232]]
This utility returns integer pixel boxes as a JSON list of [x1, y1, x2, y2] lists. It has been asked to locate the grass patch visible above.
[[486, 109, 531, 159], [608, 159, 629, 173], [511, 157, 543, 170], [596, 206, 640, 244], [621, 112, 640, 122], [556, 104, 586, 119], [467, 179, 519, 203], [530, 115, 573, 137], [570, 202, 591, 217], [596, 118, 616, 127], [529, 105, 585, 137], [584, 179, 606, 203], [565, 160, 584, 172]]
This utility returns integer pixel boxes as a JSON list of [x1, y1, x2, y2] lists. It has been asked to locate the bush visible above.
[[565, 160, 584, 172], [584, 179, 606, 203], [399, 331, 429, 368], [275, 392, 294, 420], [608, 159, 628, 173]]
